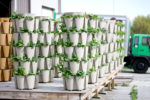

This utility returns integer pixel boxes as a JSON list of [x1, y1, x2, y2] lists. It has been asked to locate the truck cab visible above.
[[124, 34, 150, 73]]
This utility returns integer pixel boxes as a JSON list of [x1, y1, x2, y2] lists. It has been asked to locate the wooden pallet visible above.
[[0, 65, 124, 100]]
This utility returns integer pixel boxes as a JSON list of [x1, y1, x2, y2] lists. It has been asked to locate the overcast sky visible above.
[[62, 0, 150, 21]]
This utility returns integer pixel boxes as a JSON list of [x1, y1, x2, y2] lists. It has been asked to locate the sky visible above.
[[62, 0, 150, 21]]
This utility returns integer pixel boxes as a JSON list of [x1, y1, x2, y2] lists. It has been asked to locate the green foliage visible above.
[[15, 40, 24, 47], [87, 27, 100, 34], [116, 31, 126, 35], [52, 30, 61, 35], [90, 67, 97, 72], [28, 72, 35, 75], [88, 14, 99, 20], [42, 18, 50, 21], [33, 29, 41, 33], [79, 28, 87, 33], [61, 68, 73, 80], [95, 53, 101, 58], [130, 85, 138, 100], [61, 14, 74, 18], [14, 66, 26, 76], [63, 39, 74, 47], [25, 16, 33, 20], [74, 15, 84, 18], [81, 58, 88, 62], [41, 42, 49, 46], [101, 40, 107, 44], [32, 57, 39, 62], [11, 55, 21, 61], [19, 27, 29, 33], [89, 38, 99, 48], [10, 41, 15, 46], [11, 12, 24, 19], [27, 42, 35, 47], [69, 27, 78, 33], [70, 54, 80, 62], [115, 22, 125, 27], [75, 70, 85, 77], [52, 39, 63, 45], [21, 55, 30, 62], [36, 40, 41, 47], [116, 39, 125, 43], [131, 15, 150, 35], [88, 53, 94, 59], [77, 42, 85, 47]]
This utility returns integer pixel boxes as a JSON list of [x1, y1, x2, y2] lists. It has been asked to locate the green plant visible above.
[[53, 52, 61, 57], [10, 55, 21, 61], [27, 42, 35, 47], [41, 42, 49, 46], [102, 63, 106, 66], [32, 57, 39, 62], [130, 85, 138, 100], [95, 53, 101, 58], [61, 68, 73, 80], [79, 28, 87, 33], [11, 12, 17, 19], [21, 55, 30, 62], [36, 40, 41, 47], [70, 54, 80, 62], [17, 14, 24, 19], [36, 70, 40, 75], [33, 29, 41, 33], [10, 41, 15, 46], [77, 42, 85, 47], [74, 15, 84, 18], [61, 14, 74, 18], [81, 58, 88, 62], [13, 66, 26, 76], [88, 14, 99, 20], [88, 53, 94, 59], [89, 38, 99, 48], [52, 30, 61, 35], [69, 27, 78, 33], [42, 18, 50, 21], [101, 28, 107, 33], [60, 24, 69, 33], [75, 70, 85, 77], [25, 16, 33, 20], [116, 31, 126, 35], [28, 72, 35, 75], [63, 39, 74, 47], [90, 67, 97, 72], [115, 22, 125, 27], [15, 40, 24, 47], [35, 16, 40, 19], [52, 39, 63, 45], [101, 40, 107, 44], [50, 66, 55, 70]]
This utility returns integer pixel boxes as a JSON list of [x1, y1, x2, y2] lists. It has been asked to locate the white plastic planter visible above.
[[50, 20, 55, 31], [97, 57, 102, 66], [76, 77, 85, 90], [106, 33, 113, 43], [69, 32, 79, 46], [105, 64, 109, 74], [41, 70, 50, 83], [106, 53, 111, 63], [84, 75, 89, 89], [99, 67, 105, 78], [56, 23, 62, 31], [41, 20, 49, 32], [81, 61, 88, 73], [38, 58, 45, 70], [64, 47, 74, 59], [16, 47, 24, 58], [20, 61, 30, 74], [90, 47, 97, 57], [46, 33, 54, 45], [87, 33, 92, 43], [64, 18, 73, 30], [89, 71, 97, 84], [94, 58, 99, 69], [102, 55, 106, 64], [16, 76, 25, 90], [69, 61, 80, 74], [84, 18, 88, 30], [75, 17, 84, 30], [35, 47, 40, 58], [105, 44, 109, 53], [15, 19, 24, 32], [26, 75, 35, 89], [81, 32, 87, 45], [84, 46, 89, 59], [75, 47, 84, 60], [97, 32, 101, 43], [50, 45, 55, 56], [89, 19, 96, 28], [38, 34, 45, 43], [102, 33, 106, 40], [62, 33, 68, 42], [57, 45, 63, 54], [13, 33, 19, 43], [34, 18, 39, 30], [31, 61, 38, 74], [46, 58, 52, 69], [20, 33, 30, 46], [34, 75, 39, 89], [109, 21, 115, 33], [109, 43, 114, 52], [41, 46, 49, 57], [99, 21, 107, 29], [14, 61, 19, 70], [26, 19, 34, 31], [99, 44, 105, 55], [26, 47, 35, 59], [31, 33, 38, 44], [87, 59, 93, 70], [53, 57, 60, 66], [54, 34, 59, 42], [65, 76, 74, 91]]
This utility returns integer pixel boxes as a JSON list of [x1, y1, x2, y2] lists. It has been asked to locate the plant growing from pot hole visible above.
[[88, 53, 94, 59], [36, 40, 41, 47], [41, 42, 49, 46], [21, 55, 30, 62], [90, 67, 97, 72], [19, 27, 30, 33], [74, 15, 84, 18], [70, 54, 80, 63], [27, 42, 36, 47], [61, 67, 73, 80], [116, 31, 126, 35], [81, 58, 88, 62], [101, 40, 107, 44], [42, 18, 50, 21], [63, 39, 74, 47], [61, 14, 74, 19], [95, 53, 101, 58], [33, 29, 41, 34], [79, 28, 87, 33], [115, 22, 125, 28], [52, 39, 63, 45], [10, 55, 21, 61], [77, 42, 85, 47], [32, 57, 39, 62], [89, 38, 99, 48], [69, 27, 78, 33], [11, 12, 24, 19], [25, 16, 33, 20], [13, 66, 27, 76], [75, 70, 85, 77], [15, 40, 24, 47], [88, 14, 99, 20]]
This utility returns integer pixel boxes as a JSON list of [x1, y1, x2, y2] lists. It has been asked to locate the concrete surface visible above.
[[92, 68, 150, 100]]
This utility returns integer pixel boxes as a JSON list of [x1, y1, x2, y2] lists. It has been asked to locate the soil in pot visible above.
[[3, 69, 10, 82], [0, 58, 7, 69], [2, 22, 9, 34], [2, 46, 10, 57], [0, 34, 6, 45]]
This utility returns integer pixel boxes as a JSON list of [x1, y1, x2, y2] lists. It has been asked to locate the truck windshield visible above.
[[134, 36, 139, 45]]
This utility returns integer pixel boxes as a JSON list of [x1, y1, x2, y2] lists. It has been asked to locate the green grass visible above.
[[130, 85, 138, 100]]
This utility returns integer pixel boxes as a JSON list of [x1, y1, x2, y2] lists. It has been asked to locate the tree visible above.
[[131, 15, 150, 35]]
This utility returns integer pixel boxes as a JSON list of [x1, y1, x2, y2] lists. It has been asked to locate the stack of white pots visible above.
[[12, 13, 63, 89], [98, 19, 125, 77], [60, 13, 101, 91]]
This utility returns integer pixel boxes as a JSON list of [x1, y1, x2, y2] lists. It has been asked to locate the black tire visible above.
[[133, 59, 149, 73]]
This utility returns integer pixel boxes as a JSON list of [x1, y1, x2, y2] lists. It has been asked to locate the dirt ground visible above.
[[92, 68, 150, 100]]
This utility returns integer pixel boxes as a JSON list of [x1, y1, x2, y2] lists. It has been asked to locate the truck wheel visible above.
[[133, 59, 148, 73]]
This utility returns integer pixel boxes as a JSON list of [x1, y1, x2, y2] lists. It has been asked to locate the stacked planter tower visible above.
[[0, 18, 13, 82], [11, 13, 63, 90]]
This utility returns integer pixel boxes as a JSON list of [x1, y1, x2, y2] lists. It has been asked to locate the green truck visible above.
[[124, 34, 150, 73]]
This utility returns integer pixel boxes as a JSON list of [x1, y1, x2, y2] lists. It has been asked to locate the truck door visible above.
[[138, 36, 150, 56], [132, 36, 139, 55]]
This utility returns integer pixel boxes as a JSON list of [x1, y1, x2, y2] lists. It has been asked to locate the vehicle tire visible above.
[[133, 59, 148, 73]]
